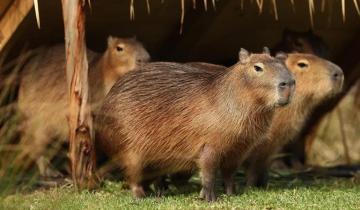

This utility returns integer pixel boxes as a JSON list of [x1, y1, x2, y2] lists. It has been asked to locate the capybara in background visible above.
[[17, 36, 150, 177], [96, 49, 295, 201], [245, 53, 344, 187], [272, 28, 330, 58], [272, 28, 331, 167]]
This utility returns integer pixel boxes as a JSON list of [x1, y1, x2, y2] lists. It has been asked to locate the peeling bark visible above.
[[61, 0, 97, 190]]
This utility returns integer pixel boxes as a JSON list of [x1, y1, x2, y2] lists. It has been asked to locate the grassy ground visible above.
[[1, 174, 359, 210]]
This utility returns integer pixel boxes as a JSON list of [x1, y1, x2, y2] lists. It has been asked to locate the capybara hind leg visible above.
[[153, 176, 169, 196], [170, 171, 193, 188], [245, 157, 270, 188], [246, 164, 269, 188], [220, 159, 238, 195], [141, 176, 168, 196], [198, 145, 219, 202], [36, 156, 63, 178], [16, 128, 50, 173]]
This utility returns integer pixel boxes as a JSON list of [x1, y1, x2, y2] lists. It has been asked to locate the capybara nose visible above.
[[278, 79, 295, 90], [138, 54, 151, 63], [277, 79, 295, 106], [331, 68, 343, 81], [328, 63, 344, 82]]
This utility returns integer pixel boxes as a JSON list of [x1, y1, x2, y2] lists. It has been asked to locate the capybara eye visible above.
[[254, 65, 263, 72], [297, 62, 308, 68], [116, 46, 123, 52]]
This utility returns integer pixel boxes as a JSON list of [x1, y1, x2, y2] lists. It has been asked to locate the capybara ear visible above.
[[239, 48, 250, 63], [263, 47, 270, 55], [107, 36, 115, 46], [275, 52, 288, 61]]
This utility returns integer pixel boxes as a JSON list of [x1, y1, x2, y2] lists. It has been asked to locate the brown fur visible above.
[[244, 53, 344, 187], [96, 50, 294, 201], [17, 36, 150, 176]]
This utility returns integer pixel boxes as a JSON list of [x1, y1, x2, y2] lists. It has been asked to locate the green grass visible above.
[[1, 175, 359, 210]]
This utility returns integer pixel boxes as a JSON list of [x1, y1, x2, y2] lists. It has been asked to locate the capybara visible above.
[[96, 49, 295, 201], [273, 29, 331, 166], [166, 53, 343, 191], [244, 53, 344, 187], [17, 36, 150, 177], [273, 28, 330, 58]]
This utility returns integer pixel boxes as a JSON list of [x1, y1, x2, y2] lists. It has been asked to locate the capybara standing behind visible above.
[[96, 49, 295, 201], [272, 28, 330, 58], [245, 53, 344, 187], [17, 36, 150, 177]]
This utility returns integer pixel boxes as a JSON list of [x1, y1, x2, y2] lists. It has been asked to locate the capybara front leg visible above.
[[124, 156, 146, 198], [198, 145, 219, 202]]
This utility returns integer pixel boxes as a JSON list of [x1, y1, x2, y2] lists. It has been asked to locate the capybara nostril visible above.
[[279, 79, 295, 89], [333, 73, 339, 79], [278, 81, 291, 89], [278, 81, 288, 89], [137, 55, 151, 63], [332, 70, 343, 81], [329, 63, 344, 81]]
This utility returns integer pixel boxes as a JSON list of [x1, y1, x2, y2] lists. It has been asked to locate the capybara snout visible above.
[[276, 69, 295, 106], [328, 62, 344, 92], [285, 53, 344, 100]]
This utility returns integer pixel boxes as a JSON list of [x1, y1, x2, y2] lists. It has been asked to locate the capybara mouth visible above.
[[275, 98, 291, 107], [329, 77, 344, 96]]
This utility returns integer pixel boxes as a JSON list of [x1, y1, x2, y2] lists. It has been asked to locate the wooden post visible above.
[[0, 0, 33, 52], [61, 0, 97, 189]]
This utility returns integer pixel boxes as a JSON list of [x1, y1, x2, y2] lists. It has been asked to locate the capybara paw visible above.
[[246, 176, 268, 188], [199, 188, 216, 202], [131, 185, 146, 199], [255, 178, 268, 188], [225, 184, 236, 195], [43, 167, 64, 178]]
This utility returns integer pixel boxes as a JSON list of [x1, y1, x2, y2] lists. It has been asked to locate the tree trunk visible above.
[[61, 0, 97, 190]]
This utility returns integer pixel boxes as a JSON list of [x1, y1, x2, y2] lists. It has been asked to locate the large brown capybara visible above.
[[166, 52, 344, 191], [17, 36, 150, 177], [244, 53, 344, 187], [96, 49, 295, 201]]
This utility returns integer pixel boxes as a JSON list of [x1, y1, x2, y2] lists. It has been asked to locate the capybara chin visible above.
[[96, 48, 295, 202], [17, 36, 150, 177], [244, 53, 344, 187]]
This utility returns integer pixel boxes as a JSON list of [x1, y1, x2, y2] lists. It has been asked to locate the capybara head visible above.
[[235, 48, 295, 108], [274, 29, 330, 58], [105, 36, 150, 76], [283, 53, 343, 103]]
